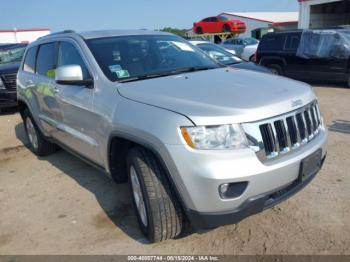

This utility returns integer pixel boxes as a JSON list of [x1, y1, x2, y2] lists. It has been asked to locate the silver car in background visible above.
[[221, 37, 259, 61], [16, 30, 327, 243]]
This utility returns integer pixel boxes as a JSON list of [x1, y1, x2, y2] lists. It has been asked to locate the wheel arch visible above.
[[107, 132, 189, 214], [17, 99, 29, 119], [259, 56, 287, 68]]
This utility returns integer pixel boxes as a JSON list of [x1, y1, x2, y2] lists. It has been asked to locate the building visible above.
[[0, 28, 50, 44], [298, 0, 350, 29], [218, 12, 299, 38]]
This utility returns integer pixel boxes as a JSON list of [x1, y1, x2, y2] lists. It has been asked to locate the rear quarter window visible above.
[[23, 46, 38, 73]]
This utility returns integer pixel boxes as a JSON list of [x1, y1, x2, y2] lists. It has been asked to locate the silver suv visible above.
[[17, 30, 327, 243]]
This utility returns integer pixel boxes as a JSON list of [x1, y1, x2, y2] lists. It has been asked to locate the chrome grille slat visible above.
[[283, 118, 292, 149], [292, 115, 302, 145], [242, 101, 323, 162], [1, 73, 17, 90]]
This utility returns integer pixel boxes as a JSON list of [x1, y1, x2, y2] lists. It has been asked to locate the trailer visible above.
[[186, 32, 241, 44]]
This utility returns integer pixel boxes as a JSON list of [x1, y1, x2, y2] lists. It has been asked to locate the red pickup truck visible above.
[[193, 16, 246, 34]]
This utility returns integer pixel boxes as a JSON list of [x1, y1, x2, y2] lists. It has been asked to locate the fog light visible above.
[[219, 183, 229, 195], [219, 182, 248, 199]]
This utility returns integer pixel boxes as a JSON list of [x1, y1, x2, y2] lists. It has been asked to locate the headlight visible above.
[[180, 124, 248, 150], [0, 77, 5, 89]]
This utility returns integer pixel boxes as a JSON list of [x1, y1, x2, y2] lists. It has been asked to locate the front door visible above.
[[53, 41, 103, 165]]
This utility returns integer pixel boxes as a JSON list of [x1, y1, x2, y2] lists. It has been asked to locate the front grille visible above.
[[243, 101, 323, 162], [1, 73, 17, 90]]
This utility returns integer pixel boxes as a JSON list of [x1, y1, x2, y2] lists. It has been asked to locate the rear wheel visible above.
[[268, 64, 284, 76], [222, 24, 231, 32], [347, 74, 350, 88], [127, 147, 183, 243], [23, 110, 57, 156], [196, 27, 203, 34]]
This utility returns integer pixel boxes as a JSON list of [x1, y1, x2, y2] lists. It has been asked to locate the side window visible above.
[[261, 35, 285, 51], [36, 43, 57, 78], [57, 42, 90, 80], [211, 17, 218, 22], [284, 34, 301, 50], [23, 46, 38, 73], [203, 18, 211, 22]]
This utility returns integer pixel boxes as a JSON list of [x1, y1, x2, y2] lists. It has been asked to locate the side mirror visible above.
[[55, 65, 93, 87]]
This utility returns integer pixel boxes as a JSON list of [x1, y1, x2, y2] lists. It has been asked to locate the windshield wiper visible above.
[[171, 66, 221, 74], [118, 66, 218, 83], [118, 73, 171, 83]]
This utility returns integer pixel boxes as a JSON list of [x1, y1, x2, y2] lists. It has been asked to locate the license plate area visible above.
[[299, 149, 322, 181]]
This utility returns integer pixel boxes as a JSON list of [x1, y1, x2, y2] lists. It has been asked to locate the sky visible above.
[[1, 0, 299, 32]]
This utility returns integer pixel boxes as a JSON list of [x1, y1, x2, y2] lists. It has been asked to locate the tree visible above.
[[159, 27, 188, 38]]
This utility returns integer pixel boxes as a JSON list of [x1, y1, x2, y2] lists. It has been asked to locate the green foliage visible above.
[[159, 27, 188, 38]]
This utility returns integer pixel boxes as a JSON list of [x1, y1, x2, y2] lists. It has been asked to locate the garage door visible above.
[[310, 0, 350, 28]]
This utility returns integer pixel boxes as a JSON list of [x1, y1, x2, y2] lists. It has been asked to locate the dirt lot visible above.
[[0, 85, 349, 255]]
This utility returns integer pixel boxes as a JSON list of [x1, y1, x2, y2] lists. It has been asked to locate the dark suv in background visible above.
[[256, 29, 350, 88], [0, 43, 27, 110]]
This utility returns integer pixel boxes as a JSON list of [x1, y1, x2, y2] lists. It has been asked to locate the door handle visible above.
[[52, 86, 59, 94], [25, 80, 35, 88]]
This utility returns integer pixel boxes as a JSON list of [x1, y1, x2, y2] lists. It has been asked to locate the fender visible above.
[[107, 130, 191, 213], [259, 56, 287, 68]]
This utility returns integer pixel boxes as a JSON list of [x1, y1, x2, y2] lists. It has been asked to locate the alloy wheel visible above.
[[26, 117, 38, 150], [130, 166, 148, 227]]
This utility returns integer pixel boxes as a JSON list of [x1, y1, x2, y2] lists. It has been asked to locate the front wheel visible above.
[[222, 24, 231, 32], [127, 147, 183, 243], [268, 64, 284, 76], [196, 27, 203, 34]]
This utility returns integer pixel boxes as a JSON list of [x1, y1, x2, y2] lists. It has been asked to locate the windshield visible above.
[[197, 43, 242, 65], [86, 35, 220, 82], [340, 31, 350, 43], [0, 45, 27, 65], [218, 16, 229, 21], [243, 38, 259, 46]]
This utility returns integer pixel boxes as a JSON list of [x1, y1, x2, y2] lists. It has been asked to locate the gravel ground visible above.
[[0, 85, 349, 255]]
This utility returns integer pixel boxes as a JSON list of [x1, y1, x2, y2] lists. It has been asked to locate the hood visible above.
[[232, 62, 272, 74], [118, 68, 316, 126], [0, 62, 20, 75]]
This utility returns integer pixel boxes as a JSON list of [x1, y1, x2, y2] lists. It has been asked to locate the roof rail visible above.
[[38, 30, 76, 40]]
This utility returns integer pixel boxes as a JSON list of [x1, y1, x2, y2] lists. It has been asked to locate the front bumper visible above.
[[0, 90, 17, 108], [186, 154, 326, 229], [163, 127, 327, 228]]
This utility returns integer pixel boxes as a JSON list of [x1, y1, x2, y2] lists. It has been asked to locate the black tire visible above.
[[196, 27, 203, 34], [222, 24, 231, 32], [127, 147, 183, 243], [23, 109, 57, 156], [268, 64, 284, 76], [347, 74, 350, 88]]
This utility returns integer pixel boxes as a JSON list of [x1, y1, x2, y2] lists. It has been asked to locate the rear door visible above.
[[205, 17, 217, 32], [53, 40, 102, 164], [211, 17, 221, 32], [33, 42, 64, 136], [283, 32, 307, 78]]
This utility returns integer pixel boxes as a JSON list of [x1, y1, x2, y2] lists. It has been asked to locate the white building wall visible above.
[[220, 14, 270, 37], [0, 30, 50, 44]]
